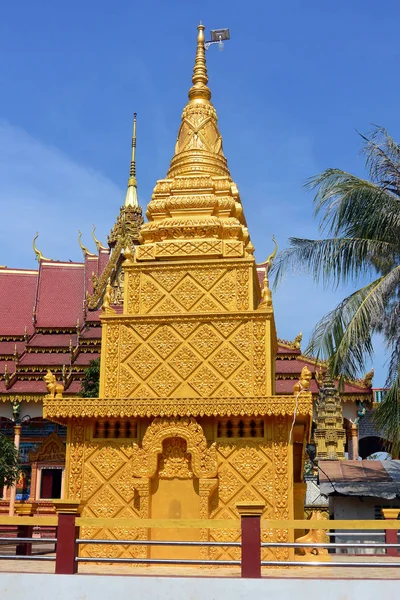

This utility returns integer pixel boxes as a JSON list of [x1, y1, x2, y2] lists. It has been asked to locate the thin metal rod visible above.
[[0, 538, 57, 543], [261, 542, 400, 548], [0, 555, 55, 561], [326, 532, 385, 536], [77, 557, 240, 565], [261, 561, 400, 568], [76, 539, 240, 547]]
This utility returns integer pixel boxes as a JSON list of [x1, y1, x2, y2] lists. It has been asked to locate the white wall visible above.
[[1, 574, 400, 600]]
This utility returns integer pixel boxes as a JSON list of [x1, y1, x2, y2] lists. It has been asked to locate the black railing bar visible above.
[[76, 539, 240, 547], [0, 538, 57, 543], [76, 557, 241, 565], [0, 555, 55, 561], [261, 542, 400, 548], [261, 561, 400, 567]]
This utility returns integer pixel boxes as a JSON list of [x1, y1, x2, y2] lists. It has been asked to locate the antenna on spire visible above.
[[124, 112, 139, 208]]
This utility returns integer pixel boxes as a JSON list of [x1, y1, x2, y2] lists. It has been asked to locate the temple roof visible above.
[[0, 253, 371, 400], [0, 268, 37, 336]]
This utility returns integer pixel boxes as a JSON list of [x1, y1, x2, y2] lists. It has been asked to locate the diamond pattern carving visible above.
[[150, 269, 185, 292], [210, 345, 243, 378], [172, 276, 203, 310], [134, 323, 157, 339], [231, 364, 252, 396], [149, 326, 181, 359], [171, 321, 198, 339], [232, 324, 252, 359], [211, 273, 237, 309], [129, 347, 161, 380], [148, 365, 180, 396], [120, 326, 141, 361], [171, 345, 201, 379], [140, 277, 164, 312], [82, 466, 103, 500], [189, 364, 222, 396], [213, 320, 239, 338], [190, 324, 220, 358], [191, 267, 226, 290], [230, 445, 265, 481], [217, 465, 242, 503], [119, 365, 140, 398], [90, 486, 123, 518], [194, 297, 220, 312], [253, 471, 274, 505], [153, 297, 183, 314], [110, 463, 136, 503], [90, 446, 125, 480]]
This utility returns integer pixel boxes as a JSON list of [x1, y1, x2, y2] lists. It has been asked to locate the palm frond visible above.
[[306, 266, 400, 380], [373, 371, 400, 457], [272, 237, 396, 289]]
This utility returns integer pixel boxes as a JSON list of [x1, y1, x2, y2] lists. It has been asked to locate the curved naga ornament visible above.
[[32, 233, 51, 262], [257, 235, 278, 274]]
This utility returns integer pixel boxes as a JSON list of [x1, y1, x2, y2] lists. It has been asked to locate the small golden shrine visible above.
[[44, 24, 312, 563]]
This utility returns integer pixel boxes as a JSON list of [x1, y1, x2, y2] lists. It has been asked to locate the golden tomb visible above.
[[44, 24, 312, 563]]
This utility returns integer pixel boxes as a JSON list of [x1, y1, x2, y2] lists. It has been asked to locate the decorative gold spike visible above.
[[92, 225, 107, 251], [257, 236, 278, 274], [293, 331, 302, 349], [188, 24, 211, 102], [124, 113, 139, 208], [32, 233, 51, 262], [78, 231, 95, 257]]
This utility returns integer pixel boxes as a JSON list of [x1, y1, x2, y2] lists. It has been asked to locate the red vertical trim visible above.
[[55, 513, 78, 574], [240, 514, 261, 578], [385, 527, 398, 557], [16, 525, 33, 556]]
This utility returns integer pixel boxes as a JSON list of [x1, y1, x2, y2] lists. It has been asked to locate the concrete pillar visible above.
[[236, 502, 265, 578]]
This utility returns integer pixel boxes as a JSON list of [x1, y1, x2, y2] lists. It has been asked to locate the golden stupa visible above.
[[44, 24, 312, 563]]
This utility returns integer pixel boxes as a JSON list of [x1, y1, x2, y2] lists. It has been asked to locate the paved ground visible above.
[[0, 554, 400, 579]]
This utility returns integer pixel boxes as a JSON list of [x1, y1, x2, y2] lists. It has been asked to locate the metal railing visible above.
[[1, 513, 400, 577]]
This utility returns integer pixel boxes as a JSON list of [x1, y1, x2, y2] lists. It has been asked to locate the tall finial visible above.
[[188, 23, 211, 102], [124, 112, 139, 208], [32, 233, 51, 262]]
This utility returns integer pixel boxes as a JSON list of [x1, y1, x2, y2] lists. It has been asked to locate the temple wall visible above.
[[65, 415, 294, 561]]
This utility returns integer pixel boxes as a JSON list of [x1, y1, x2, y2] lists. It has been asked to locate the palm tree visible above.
[[273, 127, 400, 454]]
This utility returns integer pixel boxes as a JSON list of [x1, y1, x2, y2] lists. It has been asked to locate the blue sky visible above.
[[1, 0, 398, 386]]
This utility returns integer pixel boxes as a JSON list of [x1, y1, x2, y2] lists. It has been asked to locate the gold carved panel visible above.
[[102, 316, 269, 399]]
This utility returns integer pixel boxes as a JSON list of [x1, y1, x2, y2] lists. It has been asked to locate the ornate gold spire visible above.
[[124, 113, 139, 208], [137, 23, 252, 262], [188, 24, 211, 103]]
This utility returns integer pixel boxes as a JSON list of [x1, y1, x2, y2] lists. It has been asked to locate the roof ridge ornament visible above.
[[32, 233, 51, 262], [92, 225, 107, 251], [78, 230, 96, 258]]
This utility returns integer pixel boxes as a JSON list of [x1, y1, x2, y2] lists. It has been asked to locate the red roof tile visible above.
[[35, 262, 85, 328], [73, 353, 100, 365], [19, 353, 70, 366], [28, 333, 77, 348], [0, 268, 37, 335], [0, 341, 25, 356]]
